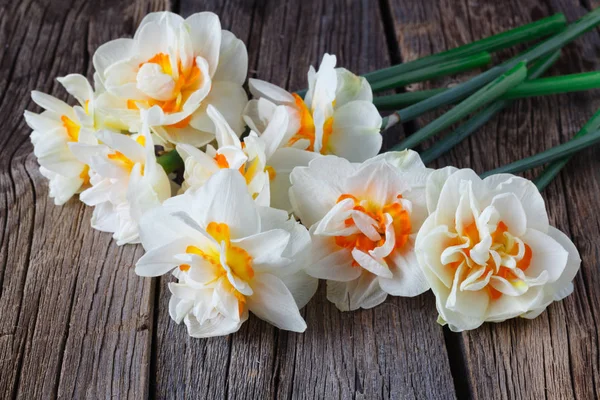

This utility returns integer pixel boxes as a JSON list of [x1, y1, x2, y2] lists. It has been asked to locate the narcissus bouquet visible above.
[[25, 10, 600, 336]]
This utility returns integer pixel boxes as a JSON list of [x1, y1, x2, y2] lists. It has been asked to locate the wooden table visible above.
[[2, 0, 600, 398]]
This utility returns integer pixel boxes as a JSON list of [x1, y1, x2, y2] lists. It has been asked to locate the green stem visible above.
[[390, 62, 528, 151], [534, 108, 600, 190], [375, 69, 600, 108], [370, 52, 491, 93], [501, 71, 600, 99], [419, 51, 561, 164], [382, 7, 600, 130], [374, 88, 446, 110], [364, 13, 566, 84], [296, 14, 566, 98], [157, 150, 183, 174], [480, 129, 600, 178]]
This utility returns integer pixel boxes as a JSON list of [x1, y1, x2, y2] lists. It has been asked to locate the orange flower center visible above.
[[127, 53, 203, 129], [334, 194, 411, 266], [287, 93, 334, 154], [448, 221, 533, 300], [180, 222, 254, 313]]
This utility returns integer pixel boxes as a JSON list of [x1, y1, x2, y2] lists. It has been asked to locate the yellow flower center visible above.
[[334, 194, 411, 267], [287, 93, 334, 154], [61, 115, 81, 142], [180, 222, 254, 312], [62, 114, 92, 188], [448, 221, 533, 300], [107, 136, 146, 174], [127, 52, 203, 129], [79, 165, 91, 187]]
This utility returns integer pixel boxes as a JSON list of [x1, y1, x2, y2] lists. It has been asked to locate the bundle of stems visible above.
[[158, 9, 600, 190]]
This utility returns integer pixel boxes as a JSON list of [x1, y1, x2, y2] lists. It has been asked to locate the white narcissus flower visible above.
[[24, 74, 97, 205], [177, 105, 317, 210], [135, 169, 317, 337], [243, 53, 382, 162], [289, 151, 432, 311], [70, 122, 171, 245], [93, 11, 248, 147], [417, 168, 581, 332]]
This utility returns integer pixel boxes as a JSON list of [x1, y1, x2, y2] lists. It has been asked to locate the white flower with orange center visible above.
[[416, 168, 581, 331], [93, 11, 248, 147], [24, 74, 96, 205], [243, 53, 382, 162], [135, 169, 317, 337], [177, 105, 317, 210], [289, 151, 431, 311], [70, 122, 171, 245]]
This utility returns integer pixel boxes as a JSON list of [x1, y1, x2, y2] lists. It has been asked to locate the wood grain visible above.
[[0, 0, 168, 399]]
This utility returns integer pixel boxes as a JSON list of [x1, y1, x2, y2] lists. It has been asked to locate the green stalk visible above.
[[390, 62, 528, 151], [419, 51, 560, 164], [374, 88, 446, 109], [374, 69, 600, 109], [364, 13, 566, 84], [157, 150, 183, 174], [502, 71, 600, 99], [295, 14, 566, 98], [370, 52, 491, 93], [480, 129, 600, 178], [534, 108, 600, 190], [382, 7, 600, 130]]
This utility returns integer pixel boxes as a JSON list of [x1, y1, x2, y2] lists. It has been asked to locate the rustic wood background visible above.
[[2, 0, 600, 398]]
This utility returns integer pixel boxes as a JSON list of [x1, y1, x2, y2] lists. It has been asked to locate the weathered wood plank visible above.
[[0, 1, 168, 398], [387, 0, 600, 398], [152, 1, 457, 399]]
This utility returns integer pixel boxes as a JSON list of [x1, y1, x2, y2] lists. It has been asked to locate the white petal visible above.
[[185, 12, 222, 76], [213, 30, 247, 85], [483, 174, 549, 233], [334, 68, 373, 107], [93, 38, 134, 80], [191, 81, 248, 135], [31, 91, 74, 118], [190, 169, 261, 238], [246, 273, 307, 332], [327, 101, 382, 162], [95, 130, 145, 163], [248, 78, 295, 105], [546, 226, 581, 301], [435, 169, 484, 228], [425, 166, 459, 213], [351, 248, 393, 278], [234, 229, 290, 272], [135, 236, 190, 276], [278, 271, 318, 309], [267, 148, 318, 212], [206, 104, 242, 148], [259, 105, 289, 159], [289, 155, 354, 227], [446, 264, 489, 318], [305, 53, 337, 111], [307, 234, 360, 281], [489, 193, 527, 237], [344, 160, 408, 207], [326, 272, 387, 311], [522, 228, 568, 282], [378, 247, 430, 296], [57, 74, 94, 105], [184, 312, 246, 338]]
